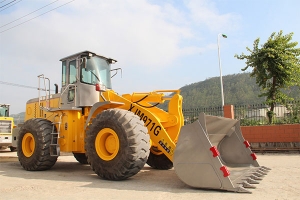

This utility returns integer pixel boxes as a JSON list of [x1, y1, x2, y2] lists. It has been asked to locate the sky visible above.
[[1, 0, 300, 114]]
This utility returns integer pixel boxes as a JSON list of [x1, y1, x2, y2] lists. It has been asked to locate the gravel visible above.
[[0, 150, 299, 200]]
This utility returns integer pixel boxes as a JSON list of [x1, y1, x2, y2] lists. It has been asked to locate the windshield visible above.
[[81, 56, 112, 89], [0, 106, 8, 117]]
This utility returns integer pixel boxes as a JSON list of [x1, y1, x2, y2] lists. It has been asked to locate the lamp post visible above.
[[217, 33, 227, 108]]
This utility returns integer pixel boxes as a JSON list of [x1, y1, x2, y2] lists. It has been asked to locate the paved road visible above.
[[0, 149, 299, 200]]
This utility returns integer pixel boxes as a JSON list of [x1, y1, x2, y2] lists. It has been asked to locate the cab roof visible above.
[[59, 51, 117, 63]]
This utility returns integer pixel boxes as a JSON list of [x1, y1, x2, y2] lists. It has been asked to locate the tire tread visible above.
[[85, 108, 150, 180], [17, 118, 57, 171]]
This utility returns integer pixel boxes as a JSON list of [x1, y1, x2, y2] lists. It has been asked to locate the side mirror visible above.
[[80, 57, 87, 69], [111, 68, 122, 78]]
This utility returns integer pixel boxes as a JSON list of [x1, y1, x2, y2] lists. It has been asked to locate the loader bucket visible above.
[[173, 113, 270, 193]]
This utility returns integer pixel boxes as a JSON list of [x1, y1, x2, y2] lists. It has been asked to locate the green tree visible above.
[[235, 31, 300, 123]]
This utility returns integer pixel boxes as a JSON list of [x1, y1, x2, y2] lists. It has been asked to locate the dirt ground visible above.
[[0, 149, 299, 200]]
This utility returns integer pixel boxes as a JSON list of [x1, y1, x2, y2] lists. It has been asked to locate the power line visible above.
[[1, 0, 60, 29], [0, 80, 55, 91], [0, 0, 16, 8], [0, 80, 39, 90], [0, 0, 21, 12], [0, 0, 75, 33]]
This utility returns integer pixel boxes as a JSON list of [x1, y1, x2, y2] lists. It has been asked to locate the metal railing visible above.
[[37, 74, 51, 111], [234, 101, 300, 125], [182, 106, 223, 124], [182, 101, 300, 126]]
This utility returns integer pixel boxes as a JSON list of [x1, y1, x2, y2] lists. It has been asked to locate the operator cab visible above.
[[59, 51, 117, 108], [0, 104, 10, 117]]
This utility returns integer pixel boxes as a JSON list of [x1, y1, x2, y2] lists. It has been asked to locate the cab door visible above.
[[60, 59, 77, 109]]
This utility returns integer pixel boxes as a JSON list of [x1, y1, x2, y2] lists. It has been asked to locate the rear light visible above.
[[95, 83, 100, 91], [95, 83, 107, 92]]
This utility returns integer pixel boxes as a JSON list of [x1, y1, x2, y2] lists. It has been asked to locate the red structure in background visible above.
[[223, 105, 300, 151]]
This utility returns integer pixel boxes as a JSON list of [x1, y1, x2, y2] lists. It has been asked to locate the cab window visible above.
[[61, 61, 66, 86], [69, 60, 77, 84]]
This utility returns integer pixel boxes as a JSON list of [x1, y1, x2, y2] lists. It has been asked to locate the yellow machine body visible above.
[[15, 51, 270, 193], [24, 89, 183, 161], [0, 104, 16, 151], [25, 97, 88, 153]]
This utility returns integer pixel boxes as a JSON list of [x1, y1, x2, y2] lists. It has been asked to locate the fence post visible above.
[[223, 105, 234, 119]]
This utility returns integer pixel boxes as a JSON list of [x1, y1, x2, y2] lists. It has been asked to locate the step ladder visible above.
[[50, 114, 62, 156]]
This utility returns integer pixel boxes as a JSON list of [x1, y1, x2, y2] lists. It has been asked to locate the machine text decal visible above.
[[129, 104, 161, 136], [158, 139, 173, 155]]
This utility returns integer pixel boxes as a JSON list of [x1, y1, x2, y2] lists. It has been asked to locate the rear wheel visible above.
[[147, 146, 173, 170], [10, 146, 17, 152], [17, 118, 57, 171], [73, 153, 88, 164], [85, 108, 150, 180]]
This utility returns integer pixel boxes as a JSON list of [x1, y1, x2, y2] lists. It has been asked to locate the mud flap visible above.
[[173, 113, 270, 193]]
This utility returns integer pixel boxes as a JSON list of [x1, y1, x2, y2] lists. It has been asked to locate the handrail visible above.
[[37, 74, 51, 111]]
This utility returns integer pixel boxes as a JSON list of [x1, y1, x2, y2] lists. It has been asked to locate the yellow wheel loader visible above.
[[13, 51, 270, 193], [0, 104, 16, 152]]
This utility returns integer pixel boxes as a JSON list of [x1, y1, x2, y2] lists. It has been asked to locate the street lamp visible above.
[[217, 33, 227, 107]]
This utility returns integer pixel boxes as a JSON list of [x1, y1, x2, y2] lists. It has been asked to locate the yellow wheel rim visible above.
[[22, 133, 35, 157], [95, 128, 120, 161]]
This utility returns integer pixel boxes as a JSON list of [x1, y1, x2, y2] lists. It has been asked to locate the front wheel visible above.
[[147, 146, 173, 170], [17, 118, 58, 171], [85, 108, 150, 180]]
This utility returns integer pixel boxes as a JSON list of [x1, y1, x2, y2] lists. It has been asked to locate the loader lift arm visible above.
[[100, 89, 184, 162]]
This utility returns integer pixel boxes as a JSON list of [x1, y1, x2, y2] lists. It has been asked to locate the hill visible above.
[[180, 72, 300, 109], [10, 112, 25, 125]]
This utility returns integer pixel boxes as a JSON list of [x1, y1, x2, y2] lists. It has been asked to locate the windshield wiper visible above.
[[90, 71, 100, 82]]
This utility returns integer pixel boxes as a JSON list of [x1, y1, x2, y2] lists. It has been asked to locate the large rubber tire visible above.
[[85, 108, 150, 180], [17, 118, 58, 171], [147, 146, 173, 170], [73, 153, 88, 164]]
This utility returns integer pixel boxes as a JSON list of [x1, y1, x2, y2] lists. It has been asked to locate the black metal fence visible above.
[[234, 101, 300, 125], [182, 106, 223, 124], [182, 101, 300, 126]]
